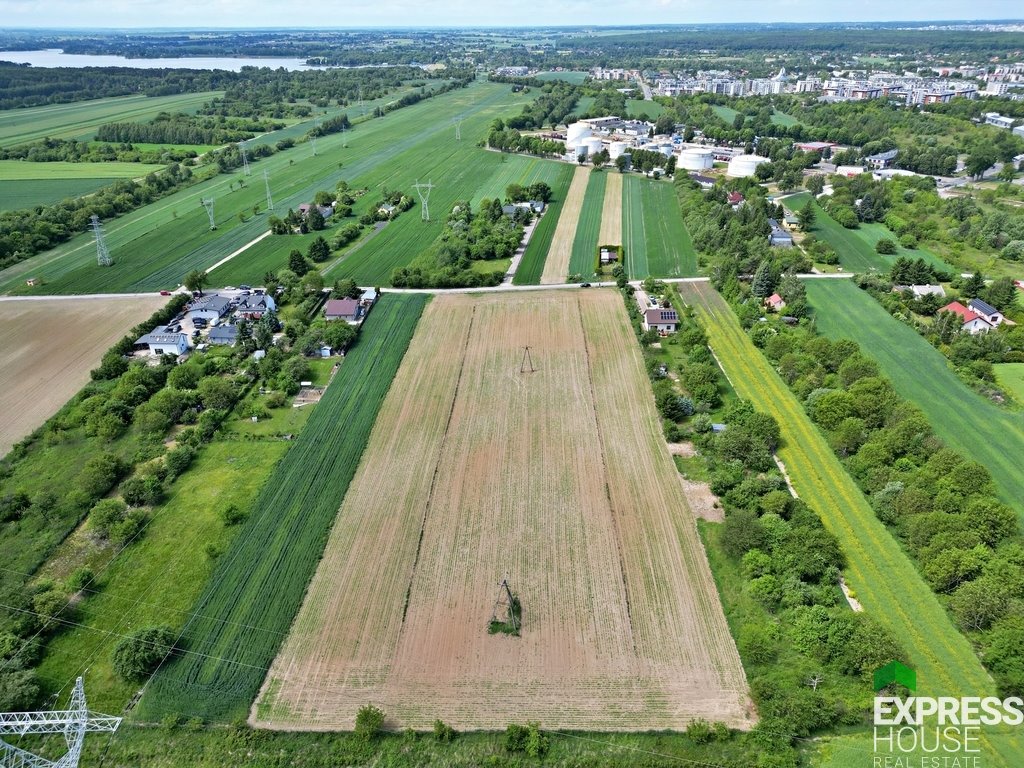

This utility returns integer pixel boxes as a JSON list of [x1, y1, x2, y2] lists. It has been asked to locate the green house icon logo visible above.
[[874, 661, 916, 692]]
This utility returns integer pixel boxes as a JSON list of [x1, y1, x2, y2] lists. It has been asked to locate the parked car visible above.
[[159, 290, 172, 296]]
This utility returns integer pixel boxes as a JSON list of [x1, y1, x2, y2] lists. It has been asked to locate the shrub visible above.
[[433, 718, 456, 742], [687, 718, 713, 744], [112, 626, 176, 683], [875, 238, 897, 255], [66, 567, 94, 593], [221, 504, 247, 526], [354, 704, 386, 740]]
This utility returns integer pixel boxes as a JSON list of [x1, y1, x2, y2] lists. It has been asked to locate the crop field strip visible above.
[[0, 92, 221, 148], [257, 290, 751, 731], [0, 179, 121, 212], [786, 192, 950, 273], [622, 175, 698, 279], [137, 294, 429, 722], [511, 163, 575, 286], [469, 154, 570, 208], [0, 82, 534, 294], [805, 279, 1024, 520], [0, 295, 166, 457], [994, 363, 1024, 403], [597, 171, 622, 247], [539, 166, 591, 284], [676, 281, 1022, 766], [0, 160, 166, 179], [566, 170, 608, 278]]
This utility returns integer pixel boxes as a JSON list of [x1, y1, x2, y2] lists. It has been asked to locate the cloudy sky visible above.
[[0, 0, 1020, 28]]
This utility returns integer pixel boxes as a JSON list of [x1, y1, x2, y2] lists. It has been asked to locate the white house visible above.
[[187, 294, 232, 323], [135, 326, 189, 356], [967, 298, 1006, 327], [643, 307, 679, 334]]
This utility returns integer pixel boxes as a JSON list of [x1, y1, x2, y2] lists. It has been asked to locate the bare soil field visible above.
[[0, 296, 164, 457], [599, 171, 623, 246], [539, 166, 590, 284], [256, 289, 751, 732]]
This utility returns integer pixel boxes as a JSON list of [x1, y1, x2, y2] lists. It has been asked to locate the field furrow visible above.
[[622, 175, 697, 279], [256, 290, 751, 731], [540, 166, 590, 284], [567, 171, 607, 279], [598, 171, 622, 246]]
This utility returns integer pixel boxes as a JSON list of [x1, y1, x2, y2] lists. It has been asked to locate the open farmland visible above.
[[0, 179, 121, 212], [622, 175, 698, 279], [256, 290, 751, 731], [137, 294, 428, 722], [539, 166, 590, 284], [994, 362, 1024, 404], [0, 92, 220, 148], [470, 154, 570, 207], [598, 170, 622, 246], [0, 295, 165, 457], [677, 281, 1023, 766], [805, 279, 1024, 520], [0, 82, 534, 294], [511, 163, 575, 285], [786, 192, 950, 273], [0, 160, 168, 210], [566, 170, 607, 278]]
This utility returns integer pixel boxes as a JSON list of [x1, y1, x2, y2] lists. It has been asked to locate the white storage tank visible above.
[[568, 143, 587, 160], [566, 122, 592, 147], [609, 141, 628, 160], [726, 154, 770, 178], [679, 147, 714, 171], [582, 137, 605, 156]]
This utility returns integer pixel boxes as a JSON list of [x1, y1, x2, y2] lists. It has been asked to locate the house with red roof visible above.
[[765, 293, 786, 312], [938, 301, 994, 334], [324, 298, 362, 324]]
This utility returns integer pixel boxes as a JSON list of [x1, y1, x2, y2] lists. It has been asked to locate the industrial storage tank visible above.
[[726, 154, 770, 178], [608, 141, 628, 160], [679, 147, 714, 171], [568, 143, 587, 160], [566, 122, 592, 147], [582, 137, 605, 156]]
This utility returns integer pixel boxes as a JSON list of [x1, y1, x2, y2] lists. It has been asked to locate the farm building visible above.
[[299, 203, 334, 219], [236, 295, 277, 320], [208, 325, 238, 346], [361, 288, 379, 307], [135, 326, 189, 356], [325, 298, 362, 323], [187, 294, 232, 323], [865, 149, 899, 169], [939, 301, 995, 334]]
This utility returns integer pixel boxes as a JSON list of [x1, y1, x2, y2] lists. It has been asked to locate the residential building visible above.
[[768, 219, 793, 247], [765, 294, 786, 312], [208, 325, 238, 346], [325, 298, 362, 323], [643, 307, 679, 334], [135, 325, 189, 356], [939, 301, 994, 334], [865, 149, 899, 169], [236, 295, 277, 320], [984, 113, 1016, 130], [187, 294, 232, 323], [892, 285, 946, 298], [967, 298, 1006, 326]]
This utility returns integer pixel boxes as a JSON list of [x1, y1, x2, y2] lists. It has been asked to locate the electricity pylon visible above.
[[0, 677, 121, 768], [90, 215, 112, 267], [413, 180, 435, 222]]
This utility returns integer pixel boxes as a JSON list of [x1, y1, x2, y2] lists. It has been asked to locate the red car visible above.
[[159, 290, 172, 296]]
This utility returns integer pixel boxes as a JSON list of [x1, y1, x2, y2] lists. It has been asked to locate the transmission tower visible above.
[[263, 169, 274, 212], [520, 346, 535, 374], [490, 577, 520, 635], [89, 215, 112, 267], [0, 677, 121, 768], [452, 117, 463, 141], [311, 117, 320, 156], [238, 141, 250, 176], [413, 179, 435, 222], [201, 198, 216, 230]]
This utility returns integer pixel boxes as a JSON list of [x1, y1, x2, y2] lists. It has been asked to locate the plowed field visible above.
[[256, 289, 751, 732]]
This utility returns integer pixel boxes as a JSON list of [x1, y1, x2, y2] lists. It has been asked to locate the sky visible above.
[[0, 0, 1021, 29]]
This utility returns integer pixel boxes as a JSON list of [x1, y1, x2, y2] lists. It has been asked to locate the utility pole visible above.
[[201, 198, 216, 230], [263, 169, 274, 212], [239, 141, 250, 176]]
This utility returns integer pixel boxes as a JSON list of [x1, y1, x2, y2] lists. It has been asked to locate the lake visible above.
[[0, 49, 320, 71]]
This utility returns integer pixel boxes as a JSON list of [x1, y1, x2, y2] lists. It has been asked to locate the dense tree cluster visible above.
[[97, 113, 282, 145], [487, 125, 564, 157]]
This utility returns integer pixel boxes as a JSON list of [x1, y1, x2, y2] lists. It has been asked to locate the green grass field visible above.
[[513, 163, 575, 285], [534, 71, 589, 84], [567, 169, 607, 278], [787, 192, 951, 274], [805, 279, 1024, 521], [0, 82, 536, 294], [770, 110, 801, 127], [994, 362, 1024, 404], [573, 95, 595, 115], [626, 99, 662, 118], [0, 178, 119, 211], [0, 92, 220, 148], [0, 160, 165, 180], [621, 174, 697, 279], [121, 142, 222, 154], [138, 294, 428, 722], [469, 153, 572, 207], [677, 280, 1022, 767], [33, 441, 289, 712], [711, 105, 740, 124]]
